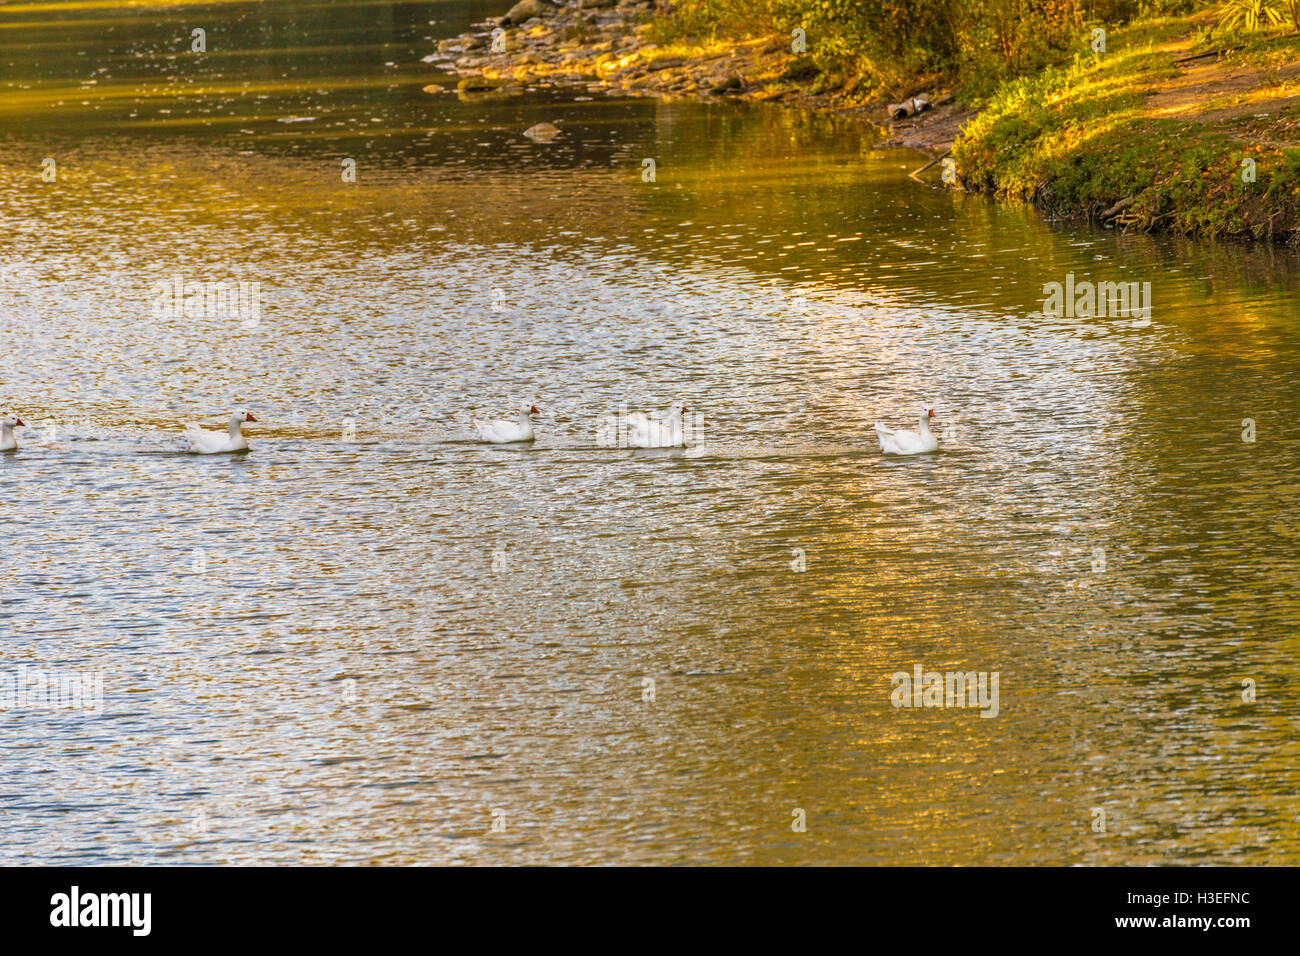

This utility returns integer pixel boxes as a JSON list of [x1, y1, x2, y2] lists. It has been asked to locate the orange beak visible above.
[[529, 406, 539, 415], [246, 413, 258, 423], [14, 419, 24, 427]]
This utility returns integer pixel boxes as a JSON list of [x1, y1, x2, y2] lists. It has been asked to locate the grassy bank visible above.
[[649, 1, 1300, 243], [952, 13, 1300, 242]]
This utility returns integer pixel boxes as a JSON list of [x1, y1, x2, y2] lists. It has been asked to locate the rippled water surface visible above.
[[2, 1, 1298, 865]]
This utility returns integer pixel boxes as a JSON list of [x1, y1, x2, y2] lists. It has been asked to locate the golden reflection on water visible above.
[[1, 0, 1299, 866]]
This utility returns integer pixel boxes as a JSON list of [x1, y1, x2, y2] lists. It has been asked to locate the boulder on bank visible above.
[[646, 57, 685, 72], [457, 76, 497, 92], [501, 0, 555, 25], [887, 94, 932, 120], [778, 58, 818, 82]]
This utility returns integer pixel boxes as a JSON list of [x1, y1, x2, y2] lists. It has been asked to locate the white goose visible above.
[[474, 402, 538, 443], [605, 404, 674, 437], [1, 414, 24, 452], [629, 404, 688, 448], [185, 411, 258, 454], [875, 407, 938, 455]]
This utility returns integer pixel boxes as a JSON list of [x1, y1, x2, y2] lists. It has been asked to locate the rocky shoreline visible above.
[[421, 0, 968, 153]]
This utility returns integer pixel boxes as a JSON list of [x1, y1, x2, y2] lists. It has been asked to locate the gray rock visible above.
[[887, 95, 931, 120], [523, 122, 561, 142], [501, 0, 555, 25]]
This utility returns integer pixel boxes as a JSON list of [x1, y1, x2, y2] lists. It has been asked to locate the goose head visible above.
[[1, 414, 23, 431], [230, 410, 258, 430], [518, 402, 539, 418], [919, 407, 935, 425]]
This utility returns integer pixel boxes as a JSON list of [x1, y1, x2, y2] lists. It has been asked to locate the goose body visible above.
[[185, 411, 257, 454], [628, 405, 688, 448], [474, 403, 538, 444], [1, 414, 24, 452], [601, 405, 674, 443], [875, 407, 938, 455]]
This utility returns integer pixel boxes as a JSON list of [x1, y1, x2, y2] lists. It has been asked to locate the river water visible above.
[[1, 0, 1297, 865]]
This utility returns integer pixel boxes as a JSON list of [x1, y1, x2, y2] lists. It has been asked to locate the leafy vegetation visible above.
[[664, 1, 1202, 99], [657, 1, 1300, 240], [1217, 0, 1287, 32]]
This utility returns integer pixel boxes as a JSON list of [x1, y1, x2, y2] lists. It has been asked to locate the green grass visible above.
[[950, 16, 1300, 242]]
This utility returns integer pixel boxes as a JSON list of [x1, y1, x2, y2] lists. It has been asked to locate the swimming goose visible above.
[[185, 411, 258, 454], [615, 404, 677, 434], [875, 407, 938, 455], [629, 405, 688, 448], [474, 403, 538, 443], [1, 414, 24, 452]]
